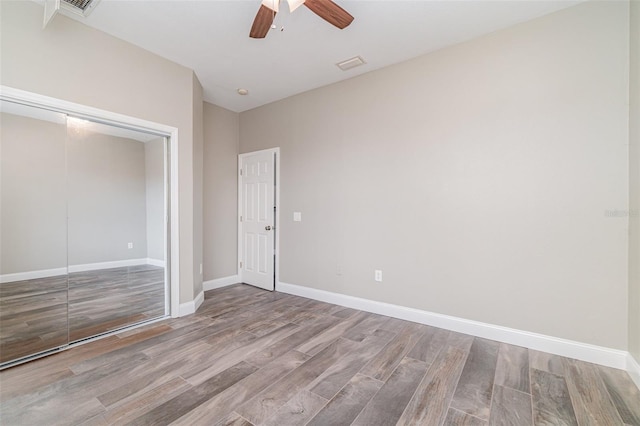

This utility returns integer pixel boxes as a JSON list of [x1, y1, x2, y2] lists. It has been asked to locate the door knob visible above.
[[265, 226, 272, 231]]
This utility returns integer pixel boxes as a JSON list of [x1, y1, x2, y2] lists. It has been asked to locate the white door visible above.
[[239, 149, 277, 291]]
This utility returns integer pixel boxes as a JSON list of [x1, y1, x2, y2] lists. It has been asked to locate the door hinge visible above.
[[240, 168, 243, 176], [240, 261, 243, 268], [240, 215, 243, 222]]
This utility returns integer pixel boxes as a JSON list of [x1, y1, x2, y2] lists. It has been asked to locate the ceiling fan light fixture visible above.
[[261, 0, 279, 12], [287, 0, 306, 12]]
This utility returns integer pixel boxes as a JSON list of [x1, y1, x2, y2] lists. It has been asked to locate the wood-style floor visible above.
[[0, 284, 638, 425], [0, 265, 165, 364]]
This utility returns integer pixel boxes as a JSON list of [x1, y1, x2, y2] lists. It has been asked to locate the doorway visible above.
[[238, 148, 279, 291]]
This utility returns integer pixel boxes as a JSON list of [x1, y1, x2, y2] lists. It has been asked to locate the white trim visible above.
[[179, 290, 204, 316], [68, 258, 148, 273], [0, 86, 180, 318], [237, 148, 280, 292], [0, 268, 68, 284], [628, 353, 640, 390], [203, 275, 241, 291], [169, 134, 180, 318], [146, 258, 166, 268], [277, 281, 629, 370]]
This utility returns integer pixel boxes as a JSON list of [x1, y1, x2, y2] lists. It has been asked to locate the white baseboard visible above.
[[204, 275, 240, 291], [277, 281, 628, 371], [146, 258, 166, 267], [68, 258, 148, 273], [1, 259, 166, 283], [628, 353, 640, 389], [0, 267, 68, 284], [179, 290, 204, 316]]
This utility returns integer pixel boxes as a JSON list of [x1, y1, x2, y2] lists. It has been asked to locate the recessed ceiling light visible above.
[[336, 56, 366, 71], [237, 88, 249, 96]]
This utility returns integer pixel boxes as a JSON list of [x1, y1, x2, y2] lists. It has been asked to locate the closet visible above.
[[0, 99, 170, 367]]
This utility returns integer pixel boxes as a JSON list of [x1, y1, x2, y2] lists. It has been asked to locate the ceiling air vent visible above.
[[336, 56, 366, 72], [44, 0, 101, 27], [62, 0, 99, 14]]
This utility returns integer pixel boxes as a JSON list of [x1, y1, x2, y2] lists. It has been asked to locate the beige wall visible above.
[[0, 112, 67, 274], [193, 75, 204, 296], [1, 1, 199, 303], [629, 0, 640, 362], [67, 131, 148, 266], [203, 103, 240, 281], [240, 1, 630, 349]]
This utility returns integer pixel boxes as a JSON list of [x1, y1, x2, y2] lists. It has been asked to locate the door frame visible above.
[[237, 147, 280, 291], [0, 85, 181, 318]]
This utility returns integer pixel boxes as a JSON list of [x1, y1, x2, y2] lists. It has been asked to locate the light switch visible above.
[[293, 212, 302, 222]]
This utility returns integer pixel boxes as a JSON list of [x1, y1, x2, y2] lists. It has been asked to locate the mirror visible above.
[[0, 100, 69, 363], [0, 99, 169, 367], [66, 118, 167, 342]]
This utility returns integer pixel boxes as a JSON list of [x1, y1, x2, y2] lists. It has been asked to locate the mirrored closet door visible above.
[[0, 101, 69, 364], [0, 100, 170, 367]]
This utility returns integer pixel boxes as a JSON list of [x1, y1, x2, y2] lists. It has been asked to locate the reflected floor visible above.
[[0, 265, 165, 365]]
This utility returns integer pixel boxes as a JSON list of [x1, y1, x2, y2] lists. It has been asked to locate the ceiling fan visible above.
[[250, 0, 354, 38]]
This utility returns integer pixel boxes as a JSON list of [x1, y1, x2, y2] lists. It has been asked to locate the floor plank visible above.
[[488, 384, 532, 426], [352, 357, 429, 426], [530, 368, 578, 426], [263, 390, 327, 426], [307, 374, 383, 426], [494, 343, 529, 394], [449, 337, 500, 421], [597, 365, 640, 425], [444, 408, 487, 426], [396, 334, 472, 426], [407, 326, 450, 364], [563, 359, 624, 425]]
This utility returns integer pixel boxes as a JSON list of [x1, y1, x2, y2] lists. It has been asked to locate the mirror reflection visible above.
[[0, 101, 69, 363], [0, 100, 169, 366], [66, 119, 167, 342]]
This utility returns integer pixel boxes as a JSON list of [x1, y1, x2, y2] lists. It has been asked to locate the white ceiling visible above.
[[70, 0, 581, 112]]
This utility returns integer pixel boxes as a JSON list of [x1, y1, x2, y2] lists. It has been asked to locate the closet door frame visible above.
[[0, 85, 180, 319]]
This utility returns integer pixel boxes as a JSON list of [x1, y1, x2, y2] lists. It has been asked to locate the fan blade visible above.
[[304, 0, 353, 29], [250, 4, 277, 38]]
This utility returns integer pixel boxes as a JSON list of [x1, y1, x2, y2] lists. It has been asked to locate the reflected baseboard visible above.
[[1, 258, 166, 283], [146, 258, 166, 267], [68, 258, 149, 273], [0, 267, 68, 284]]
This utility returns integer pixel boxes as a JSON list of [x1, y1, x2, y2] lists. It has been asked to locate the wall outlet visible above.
[[375, 269, 382, 282], [293, 212, 302, 222], [127, 242, 133, 249]]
